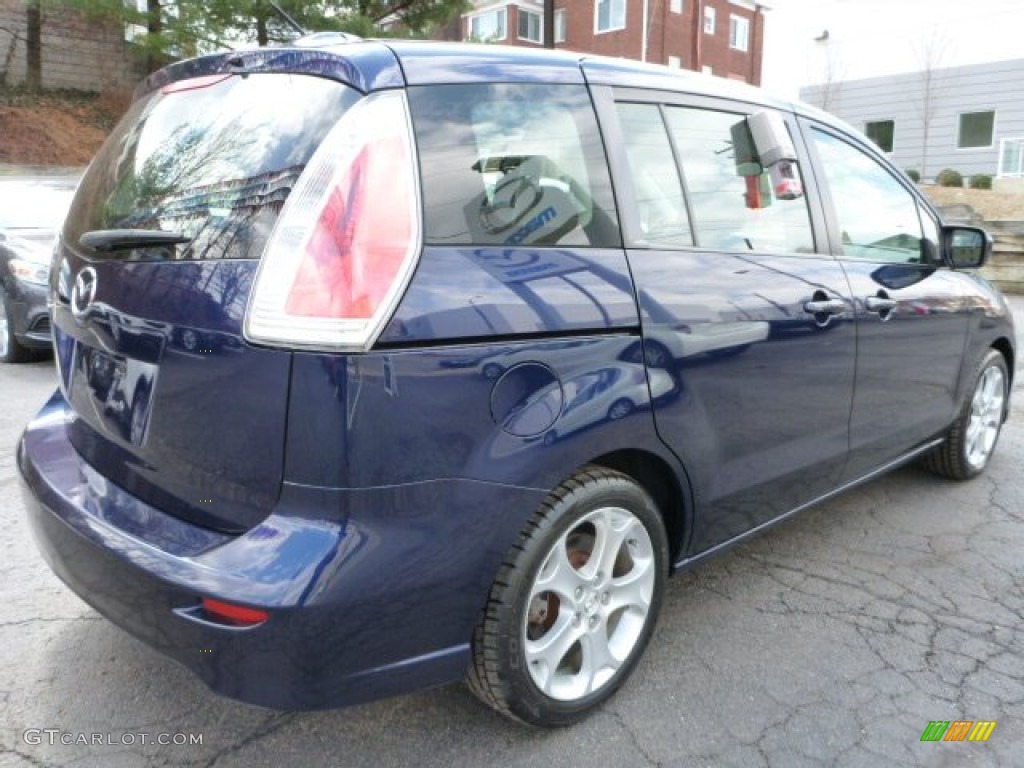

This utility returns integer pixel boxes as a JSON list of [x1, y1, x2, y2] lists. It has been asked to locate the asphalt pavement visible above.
[[1, 299, 1022, 768]]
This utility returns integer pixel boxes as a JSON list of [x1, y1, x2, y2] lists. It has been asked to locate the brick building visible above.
[[456, 0, 767, 85], [0, 0, 143, 92]]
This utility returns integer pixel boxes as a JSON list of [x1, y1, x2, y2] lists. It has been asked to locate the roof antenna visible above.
[[269, 1, 307, 37]]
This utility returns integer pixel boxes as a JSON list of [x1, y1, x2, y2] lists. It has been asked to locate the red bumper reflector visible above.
[[201, 598, 269, 627]]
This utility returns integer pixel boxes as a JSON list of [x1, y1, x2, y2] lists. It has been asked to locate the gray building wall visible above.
[[800, 59, 1024, 183], [0, 0, 144, 93]]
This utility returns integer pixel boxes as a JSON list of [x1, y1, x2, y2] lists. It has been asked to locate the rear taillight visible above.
[[201, 598, 269, 627], [244, 90, 421, 351]]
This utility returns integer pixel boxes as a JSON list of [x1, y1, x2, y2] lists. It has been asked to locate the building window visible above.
[[958, 111, 995, 149], [596, 0, 627, 32], [729, 15, 749, 51], [124, 0, 147, 42], [999, 138, 1024, 178], [704, 6, 716, 34], [671, 0, 683, 12], [865, 120, 895, 153], [518, 9, 542, 42], [469, 8, 507, 41], [668, 55, 682, 69], [554, 8, 567, 42]]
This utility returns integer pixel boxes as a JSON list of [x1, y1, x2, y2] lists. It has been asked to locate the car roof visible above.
[[150, 39, 836, 127], [383, 40, 793, 110]]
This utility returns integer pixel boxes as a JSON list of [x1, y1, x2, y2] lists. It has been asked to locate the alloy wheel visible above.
[[965, 365, 1006, 470], [523, 506, 655, 701]]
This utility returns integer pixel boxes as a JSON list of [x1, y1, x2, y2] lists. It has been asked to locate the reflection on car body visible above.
[[536, 362, 679, 445]]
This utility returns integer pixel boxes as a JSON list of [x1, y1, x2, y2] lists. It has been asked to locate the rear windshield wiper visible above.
[[79, 229, 191, 253]]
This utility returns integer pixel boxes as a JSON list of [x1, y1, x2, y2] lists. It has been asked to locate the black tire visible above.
[[620, 340, 670, 369], [643, 341, 671, 369], [923, 349, 1009, 480], [0, 287, 32, 363], [467, 466, 668, 726]]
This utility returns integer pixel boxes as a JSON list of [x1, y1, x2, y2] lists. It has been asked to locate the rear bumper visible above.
[[18, 390, 545, 709]]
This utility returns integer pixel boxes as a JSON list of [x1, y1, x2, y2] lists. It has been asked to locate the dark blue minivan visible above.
[[18, 38, 1016, 726]]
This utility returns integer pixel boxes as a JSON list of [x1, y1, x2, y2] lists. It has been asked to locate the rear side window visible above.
[[615, 102, 692, 247], [64, 74, 359, 261], [409, 84, 620, 248], [663, 106, 815, 254]]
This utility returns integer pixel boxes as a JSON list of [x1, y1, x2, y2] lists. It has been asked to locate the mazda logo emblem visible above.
[[71, 266, 98, 321]]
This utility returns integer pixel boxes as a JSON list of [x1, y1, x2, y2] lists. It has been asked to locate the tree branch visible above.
[[373, 1, 418, 22]]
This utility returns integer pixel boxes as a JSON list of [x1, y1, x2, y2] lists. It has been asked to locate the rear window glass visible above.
[[408, 84, 620, 248], [64, 73, 358, 261]]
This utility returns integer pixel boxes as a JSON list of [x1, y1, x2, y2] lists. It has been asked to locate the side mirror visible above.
[[944, 226, 992, 269], [730, 111, 804, 206]]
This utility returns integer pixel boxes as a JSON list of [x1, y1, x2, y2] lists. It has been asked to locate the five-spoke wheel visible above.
[[468, 466, 667, 726], [964, 362, 1006, 471], [924, 349, 1008, 480], [523, 506, 656, 701]]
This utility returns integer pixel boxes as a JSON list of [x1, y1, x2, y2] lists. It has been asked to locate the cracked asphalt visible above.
[[1, 298, 1021, 768]]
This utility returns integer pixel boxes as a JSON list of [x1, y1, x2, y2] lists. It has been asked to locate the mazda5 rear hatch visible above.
[[53, 70, 360, 532]]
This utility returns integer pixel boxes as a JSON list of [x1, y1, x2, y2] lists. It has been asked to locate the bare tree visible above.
[[913, 31, 954, 183], [816, 39, 845, 113], [25, 0, 41, 91], [0, 22, 24, 86]]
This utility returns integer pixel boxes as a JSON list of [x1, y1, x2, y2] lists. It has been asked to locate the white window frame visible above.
[[957, 110, 996, 150], [468, 7, 508, 42], [671, 0, 683, 13], [517, 8, 543, 43], [998, 138, 1024, 178], [554, 8, 568, 43], [704, 6, 716, 35], [595, 0, 627, 34], [729, 14, 749, 51]]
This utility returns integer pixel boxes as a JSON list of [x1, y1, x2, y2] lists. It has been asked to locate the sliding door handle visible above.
[[864, 296, 897, 313], [803, 298, 847, 315]]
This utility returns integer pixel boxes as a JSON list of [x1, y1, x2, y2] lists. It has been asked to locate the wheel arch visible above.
[[587, 448, 690, 566], [992, 336, 1015, 393]]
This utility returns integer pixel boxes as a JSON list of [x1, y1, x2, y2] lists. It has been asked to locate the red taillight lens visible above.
[[201, 598, 269, 627], [245, 90, 421, 351]]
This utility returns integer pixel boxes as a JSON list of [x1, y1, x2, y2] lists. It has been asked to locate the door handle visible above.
[[803, 298, 847, 315], [864, 296, 897, 313]]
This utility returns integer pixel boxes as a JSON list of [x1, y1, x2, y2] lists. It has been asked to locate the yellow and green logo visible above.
[[920, 720, 997, 742]]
